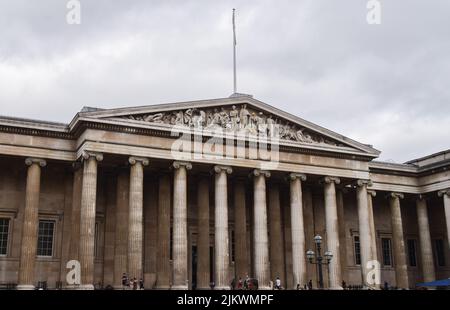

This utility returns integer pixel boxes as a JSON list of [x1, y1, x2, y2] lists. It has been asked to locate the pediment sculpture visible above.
[[123, 104, 343, 146]]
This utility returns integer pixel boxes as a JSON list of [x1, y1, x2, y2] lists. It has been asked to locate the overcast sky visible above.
[[0, 0, 449, 162]]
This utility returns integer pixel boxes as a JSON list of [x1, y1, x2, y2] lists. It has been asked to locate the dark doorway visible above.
[[192, 246, 197, 290]]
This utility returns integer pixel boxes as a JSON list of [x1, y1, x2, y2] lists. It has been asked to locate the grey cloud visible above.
[[0, 0, 449, 162]]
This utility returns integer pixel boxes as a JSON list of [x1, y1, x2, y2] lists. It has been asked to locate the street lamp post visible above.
[[306, 235, 333, 289]]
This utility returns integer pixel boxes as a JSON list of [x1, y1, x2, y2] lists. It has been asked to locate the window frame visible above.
[[434, 239, 446, 267], [353, 235, 361, 266], [381, 237, 393, 267], [407, 239, 417, 267], [36, 219, 56, 258], [0, 216, 13, 257]]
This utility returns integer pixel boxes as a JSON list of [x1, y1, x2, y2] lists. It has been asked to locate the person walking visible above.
[[122, 273, 128, 290], [275, 277, 281, 290]]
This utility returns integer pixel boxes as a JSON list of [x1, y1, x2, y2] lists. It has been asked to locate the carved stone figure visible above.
[[175, 110, 184, 125], [219, 107, 230, 129], [209, 108, 221, 128], [266, 115, 276, 137], [229, 105, 239, 130], [119, 105, 340, 146], [190, 109, 205, 128], [239, 104, 250, 129], [184, 109, 193, 127], [144, 113, 163, 123], [257, 112, 267, 135]]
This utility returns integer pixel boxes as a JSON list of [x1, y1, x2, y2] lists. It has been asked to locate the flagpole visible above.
[[232, 8, 237, 94]]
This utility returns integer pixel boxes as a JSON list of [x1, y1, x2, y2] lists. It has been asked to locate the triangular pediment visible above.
[[76, 96, 380, 157]]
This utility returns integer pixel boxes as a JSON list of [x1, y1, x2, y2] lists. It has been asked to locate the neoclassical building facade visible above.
[[0, 95, 449, 289]]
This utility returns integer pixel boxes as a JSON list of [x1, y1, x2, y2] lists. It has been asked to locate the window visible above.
[[435, 239, 445, 266], [381, 238, 392, 266], [354, 236, 361, 265], [407, 239, 417, 267], [0, 218, 10, 255], [37, 220, 55, 257]]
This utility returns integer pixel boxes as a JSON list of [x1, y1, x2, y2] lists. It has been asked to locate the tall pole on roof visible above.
[[232, 8, 237, 95]]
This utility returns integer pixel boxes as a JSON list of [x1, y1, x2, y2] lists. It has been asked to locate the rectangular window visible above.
[[407, 239, 417, 267], [37, 220, 55, 257], [381, 238, 392, 266], [0, 218, 10, 255], [435, 239, 445, 266], [354, 236, 361, 265]]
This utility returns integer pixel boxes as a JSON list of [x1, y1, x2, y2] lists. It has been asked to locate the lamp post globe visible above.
[[314, 235, 322, 245]]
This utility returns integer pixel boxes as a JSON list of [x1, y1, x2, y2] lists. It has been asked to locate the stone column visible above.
[[69, 163, 83, 263], [172, 161, 192, 290], [336, 189, 347, 283], [156, 173, 171, 289], [17, 158, 46, 290], [302, 187, 317, 287], [389, 192, 408, 289], [268, 182, 285, 287], [367, 190, 377, 261], [252, 169, 271, 289], [213, 165, 232, 289], [416, 196, 436, 283], [322, 176, 342, 289], [127, 157, 149, 281], [113, 169, 129, 288], [438, 189, 450, 249], [234, 177, 248, 282], [289, 173, 307, 289], [79, 151, 103, 290], [197, 175, 211, 289], [355, 179, 372, 286], [367, 190, 380, 286]]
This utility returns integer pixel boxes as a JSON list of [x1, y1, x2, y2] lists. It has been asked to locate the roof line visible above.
[[404, 149, 450, 164]]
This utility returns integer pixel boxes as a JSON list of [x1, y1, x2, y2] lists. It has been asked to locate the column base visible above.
[[171, 285, 188, 290], [155, 285, 171, 290], [258, 286, 272, 290], [77, 284, 95, 290], [196, 286, 213, 290], [214, 286, 231, 290], [16, 284, 35, 290], [113, 285, 131, 290], [65, 285, 83, 290]]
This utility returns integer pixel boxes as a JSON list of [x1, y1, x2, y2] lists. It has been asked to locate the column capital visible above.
[[289, 173, 307, 181], [213, 165, 233, 174], [321, 176, 341, 185], [81, 151, 103, 162], [25, 158, 47, 167], [172, 161, 192, 170], [251, 169, 271, 178], [128, 156, 149, 166], [355, 179, 372, 187], [389, 192, 404, 200], [367, 190, 376, 197], [438, 189, 450, 197]]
